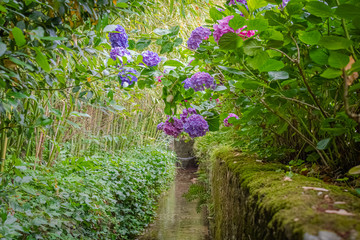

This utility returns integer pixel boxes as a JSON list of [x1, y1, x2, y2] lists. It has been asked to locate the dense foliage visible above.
[[154, 0, 360, 176], [0, 145, 176, 239]]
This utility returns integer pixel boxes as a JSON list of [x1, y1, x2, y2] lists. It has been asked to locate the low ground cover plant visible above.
[[0, 146, 176, 239]]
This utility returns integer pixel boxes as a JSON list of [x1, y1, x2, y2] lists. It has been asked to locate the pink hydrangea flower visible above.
[[223, 113, 239, 127], [213, 15, 256, 43], [155, 75, 163, 82]]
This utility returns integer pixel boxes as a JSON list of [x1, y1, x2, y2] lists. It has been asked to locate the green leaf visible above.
[[135, 38, 151, 51], [248, 0, 268, 12], [153, 28, 172, 36], [137, 80, 146, 89], [206, 114, 220, 131], [218, 32, 243, 50], [0, 42, 6, 57], [164, 102, 172, 115], [229, 15, 246, 31], [174, 38, 183, 47], [214, 86, 227, 91], [319, 36, 352, 50], [320, 68, 342, 79], [306, 1, 333, 18], [335, 4, 360, 20], [40, 36, 67, 41], [259, 59, 284, 72], [12, 27, 26, 47], [210, 7, 224, 22], [328, 52, 349, 69], [247, 19, 269, 31], [268, 71, 289, 80], [163, 60, 184, 67], [116, 2, 128, 8], [103, 25, 118, 32], [218, 66, 247, 76], [316, 138, 331, 150], [34, 49, 50, 73], [243, 39, 262, 56], [310, 48, 328, 65], [298, 30, 321, 45], [349, 165, 360, 175], [160, 41, 173, 54]]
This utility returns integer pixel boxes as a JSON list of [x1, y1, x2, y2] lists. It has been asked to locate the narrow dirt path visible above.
[[139, 168, 209, 240]]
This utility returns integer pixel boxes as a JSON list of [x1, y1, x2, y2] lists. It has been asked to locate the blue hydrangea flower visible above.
[[118, 68, 138, 86], [279, 0, 290, 8], [182, 78, 192, 89], [229, 0, 247, 5], [183, 114, 209, 138], [183, 72, 215, 91], [187, 27, 212, 50], [163, 117, 184, 137], [142, 51, 161, 67], [109, 25, 129, 48], [110, 47, 131, 63], [180, 108, 197, 122], [157, 122, 165, 130]]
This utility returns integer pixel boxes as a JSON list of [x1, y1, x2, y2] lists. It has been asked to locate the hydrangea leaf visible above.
[[218, 32, 243, 50], [247, 18, 268, 31], [135, 38, 151, 51], [229, 15, 246, 31], [335, 4, 360, 20], [258, 59, 284, 72], [328, 52, 349, 69], [305, 1, 333, 18], [320, 68, 342, 79], [310, 48, 329, 65], [298, 30, 321, 45], [319, 36, 352, 50]]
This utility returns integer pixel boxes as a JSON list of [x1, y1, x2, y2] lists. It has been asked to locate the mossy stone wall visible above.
[[201, 146, 360, 240]]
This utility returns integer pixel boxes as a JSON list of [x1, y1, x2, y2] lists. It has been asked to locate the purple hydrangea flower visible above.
[[279, 0, 290, 9], [187, 27, 212, 50], [163, 117, 184, 137], [108, 25, 129, 48], [118, 68, 138, 86], [157, 122, 165, 130], [110, 47, 131, 63], [228, 0, 247, 5], [180, 108, 197, 122], [223, 113, 239, 127], [213, 16, 256, 43], [182, 78, 192, 89], [183, 114, 209, 138], [183, 72, 215, 92], [142, 51, 161, 67]]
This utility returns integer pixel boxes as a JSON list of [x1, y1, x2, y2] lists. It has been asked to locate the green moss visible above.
[[196, 139, 360, 240]]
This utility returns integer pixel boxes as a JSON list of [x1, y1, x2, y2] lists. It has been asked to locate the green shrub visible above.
[[0, 146, 176, 239]]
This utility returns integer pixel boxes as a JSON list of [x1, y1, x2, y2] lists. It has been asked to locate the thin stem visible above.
[[342, 68, 360, 123], [260, 98, 329, 166]]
